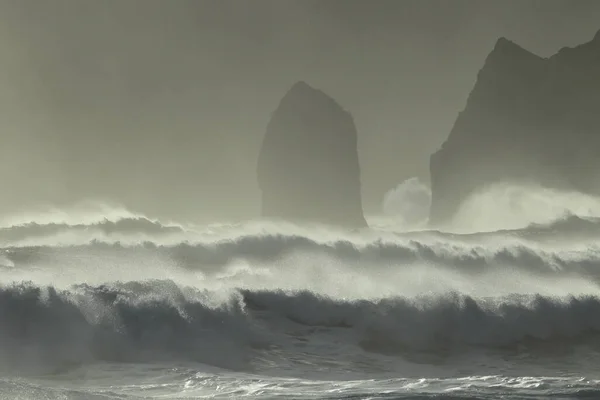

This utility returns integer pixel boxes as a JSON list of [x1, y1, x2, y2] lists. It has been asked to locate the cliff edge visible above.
[[429, 31, 600, 225], [257, 81, 367, 227]]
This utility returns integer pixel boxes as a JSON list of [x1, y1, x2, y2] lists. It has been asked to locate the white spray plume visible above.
[[381, 177, 431, 227]]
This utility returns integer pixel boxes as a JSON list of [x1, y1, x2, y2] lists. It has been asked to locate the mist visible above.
[[0, 0, 599, 223]]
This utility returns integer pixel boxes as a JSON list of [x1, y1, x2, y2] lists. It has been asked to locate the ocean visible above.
[[1, 193, 600, 399]]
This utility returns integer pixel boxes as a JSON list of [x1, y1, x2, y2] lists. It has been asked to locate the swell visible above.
[[241, 289, 600, 350], [0, 217, 187, 245], [2, 280, 600, 375], [3, 229, 600, 280], [2, 214, 600, 275], [0, 280, 262, 375], [2, 212, 600, 244]]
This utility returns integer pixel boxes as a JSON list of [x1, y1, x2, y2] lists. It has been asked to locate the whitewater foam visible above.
[[2, 191, 600, 398], [2, 279, 600, 379], [448, 183, 600, 233]]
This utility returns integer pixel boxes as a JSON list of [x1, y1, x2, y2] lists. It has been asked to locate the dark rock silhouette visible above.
[[429, 31, 600, 225], [257, 81, 367, 227]]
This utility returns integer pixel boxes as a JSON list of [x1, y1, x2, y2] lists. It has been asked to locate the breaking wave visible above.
[[449, 183, 600, 233], [3, 214, 600, 280], [2, 192, 600, 383], [0, 216, 186, 244], [2, 280, 600, 376], [381, 177, 431, 228]]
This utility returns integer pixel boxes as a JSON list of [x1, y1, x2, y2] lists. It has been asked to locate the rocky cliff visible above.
[[257, 81, 367, 227], [429, 30, 600, 225]]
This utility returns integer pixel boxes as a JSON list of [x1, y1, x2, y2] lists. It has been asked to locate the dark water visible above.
[[1, 207, 600, 399]]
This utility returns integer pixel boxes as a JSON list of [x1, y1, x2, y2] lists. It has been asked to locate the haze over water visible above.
[[1, 1, 600, 399], [0, 183, 600, 398]]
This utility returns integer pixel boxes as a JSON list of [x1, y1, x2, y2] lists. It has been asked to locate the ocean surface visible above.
[[2, 191, 600, 399]]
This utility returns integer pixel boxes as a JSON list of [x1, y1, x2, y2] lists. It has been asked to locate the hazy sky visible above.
[[0, 0, 598, 222]]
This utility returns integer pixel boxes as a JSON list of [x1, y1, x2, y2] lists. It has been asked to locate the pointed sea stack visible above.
[[429, 31, 600, 225], [257, 81, 367, 228]]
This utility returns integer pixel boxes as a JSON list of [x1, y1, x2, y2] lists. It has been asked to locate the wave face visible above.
[[3, 282, 600, 373], [2, 194, 600, 399]]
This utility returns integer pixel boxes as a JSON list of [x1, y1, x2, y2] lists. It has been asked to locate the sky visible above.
[[0, 0, 598, 222]]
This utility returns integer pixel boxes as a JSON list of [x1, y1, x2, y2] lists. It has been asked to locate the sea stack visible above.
[[257, 81, 367, 228], [429, 30, 600, 225]]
